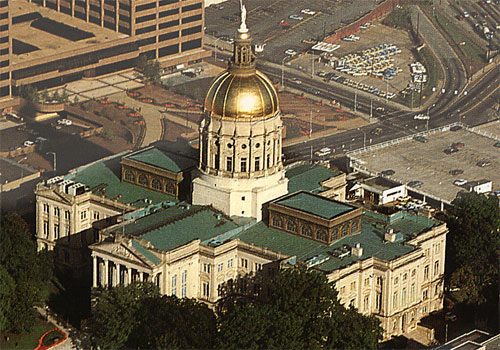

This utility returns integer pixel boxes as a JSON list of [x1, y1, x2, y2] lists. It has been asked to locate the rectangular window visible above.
[[93, 211, 100, 220], [159, 0, 178, 5], [136, 14, 156, 24], [434, 260, 439, 276], [376, 276, 383, 286], [54, 207, 60, 216], [54, 224, 60, 239], [182, 3, 201, 12], [401, 288, 407, 305], [393, 292, 398, 309], [375, 292, 382, 311], [158, 44, 179, 57], [394, 277, 398, 285], [340, 286, 345, 295], [403, 273, 407, 281], [159, 31, 179, 41], [181, 14, 201, 24], [226, 157, 233, 172], [181, 25, 201, 36], [240, 158, 247, 172], [182, 270, 187, 283], [203, 263, 210, 273], [136, 2, 156, 11], [435, 242, 441, 254], [159, 19, 179, 29], [424, 265, 429, 280], [136, 25, 156, 35], [266, 154, 270, 168], [181, 284, 186, 297], [422, 289, 428, 300], [255, 157, 260, 171], [181, 38, 201, 51], [350, 281, 356, 291], [43, 220, 49, 237], [227, 259, 233, 268], [65, 210, 70, 220], [44, 204, 49, 213], [364, 296, 369, 311], [159, 8, 179, 18], [202, 281, 210, 298], [241, 258, 248, 269], [254, 263, 262, 271], [410, 283, 415, 302], [171, 274, 177, 296], [217, 263, 224, 272], [80, 210, 87, 220], [181, 270, 187, 297]]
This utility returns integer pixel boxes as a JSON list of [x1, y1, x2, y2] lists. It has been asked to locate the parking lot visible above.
[[205, 0, 381, 63], [350, 127, 500, 203]]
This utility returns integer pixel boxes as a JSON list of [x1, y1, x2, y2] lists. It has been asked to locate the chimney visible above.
[[385, 228, 396, 242], [351, 243, 363, 257]]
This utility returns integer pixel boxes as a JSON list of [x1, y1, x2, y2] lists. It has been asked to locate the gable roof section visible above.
[[125, 147, 196, 173], [286, 164, 339, 193], [276, 191, 355, 219]]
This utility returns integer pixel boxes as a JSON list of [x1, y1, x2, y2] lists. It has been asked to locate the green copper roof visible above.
[[286, 164, 339, 194], [137, 207, 239, 251], [126, 148, 196, 173], [276, 191, 355, 219], [132, 239, 161, 265], [70, 152, 175, 206], [234, 210, 439, 272]]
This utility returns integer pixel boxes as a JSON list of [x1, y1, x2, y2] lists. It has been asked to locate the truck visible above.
[[484, 26, 493, 40]]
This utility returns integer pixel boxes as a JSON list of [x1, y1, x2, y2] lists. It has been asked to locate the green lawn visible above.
[[0, 314, 55, 350]]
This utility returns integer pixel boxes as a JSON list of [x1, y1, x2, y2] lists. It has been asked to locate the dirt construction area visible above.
[[291, 18, 418, 98]]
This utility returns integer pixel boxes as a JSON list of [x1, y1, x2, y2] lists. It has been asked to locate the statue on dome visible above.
[[239, 4, 248, 33]]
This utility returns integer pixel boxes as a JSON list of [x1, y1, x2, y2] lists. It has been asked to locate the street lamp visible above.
[[214, 37, 222, 61], [47, 152, 56, 172], [281, 57, 288, 88]]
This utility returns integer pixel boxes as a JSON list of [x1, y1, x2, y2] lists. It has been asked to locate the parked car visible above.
[[24, 140, 34, 147], [381, 169, 395, 176], [450, 125, 462, 131], [413, 135, 428, 143], [289, 14, 303, 20], [476, 160, 491, 167], [445, 312, 457, 322], [493, 141, 500, 148], [315, 147, 332, 157], [407, 180, 423, 187], [285, 49, 297, 56], [449, 169, 463, 175], [444, 148, 458, 154], [453, 179, 467, 186], [370, 127, 382, 136], [451, 142, 464, 149], [57, 119, 72, 126]]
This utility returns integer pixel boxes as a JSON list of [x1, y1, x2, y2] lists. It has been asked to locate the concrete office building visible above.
[[1, 0, 209, 108]]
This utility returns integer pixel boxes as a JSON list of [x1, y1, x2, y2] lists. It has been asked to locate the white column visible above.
[[112, 264, 117, 287], [104, 259, 109, 287], [127, 266, 132, 285], [139, 271, 144, 282], [92, 256, 98, 288]]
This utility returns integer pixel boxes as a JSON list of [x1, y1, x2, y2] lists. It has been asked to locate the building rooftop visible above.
[[286, 163, 339, 194], [276, 191, 355, 220], [10, 2, 127, 65], [125, 147, 197, 173], [0, 156, 38, 183], [234, 210, 438, 272], [131, 239, 162, 265], [67, 151, 176, 206], [348, 126, 500, 203], [363, 176, 402, 192], [111, 205, 239, 251], [434, 330, 499, 350]]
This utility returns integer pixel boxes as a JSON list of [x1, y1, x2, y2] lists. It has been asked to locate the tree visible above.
[[89, 283, 216, 349], [18, 84, 39, 103], [216, 267, 383, 349], [0, 213, 52, 333], [137, 55, 161, 84], [445, 192, 500, 317]]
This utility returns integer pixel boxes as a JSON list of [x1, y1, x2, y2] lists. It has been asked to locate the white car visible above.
[[285, 49, 297, 56], [453, 179, 467, 186], [289, 14, 303, 20], [24, 140, 34, 147], [57, 119, 72, 126], [301, 9, 316, 15]]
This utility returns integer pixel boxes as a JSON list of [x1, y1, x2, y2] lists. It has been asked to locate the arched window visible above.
[[165, 182, 176, 195], [341, 224, 348, 237], [124, 169, 135, 182], [302, 224, 312, 237], [332, 227, 339, 240], [138, 174, 148, 186], [351, 219, 359, 233], [152, 178, 162, 191], [286, 219, 297, 233], [272, 215, 283, 228], [317, 229, 328, 242]]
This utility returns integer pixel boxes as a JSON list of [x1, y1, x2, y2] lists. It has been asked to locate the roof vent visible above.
[[385, 228, 403, 243], [332, 244, 351, 259], [351, 243, 363, 257], [305, 254, 330, 267], [215, 213, 222, 220]]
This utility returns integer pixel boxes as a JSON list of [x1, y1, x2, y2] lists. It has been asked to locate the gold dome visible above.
[[204, 70, 279, 119]]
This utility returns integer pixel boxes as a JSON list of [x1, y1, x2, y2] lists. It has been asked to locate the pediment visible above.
[[94, 241, 154, 268]]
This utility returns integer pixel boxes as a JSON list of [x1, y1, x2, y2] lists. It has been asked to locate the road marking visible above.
[[460, 82, 500, 116]]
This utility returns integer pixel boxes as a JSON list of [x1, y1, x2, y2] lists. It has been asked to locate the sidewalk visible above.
[[35, 306, 92, 350]]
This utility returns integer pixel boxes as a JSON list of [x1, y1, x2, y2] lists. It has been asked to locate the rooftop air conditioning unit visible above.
[[46, 176, 63, 185], [58, 180, 74, 193], [385, 228, 396, 242], [351, 243, 363, 257]]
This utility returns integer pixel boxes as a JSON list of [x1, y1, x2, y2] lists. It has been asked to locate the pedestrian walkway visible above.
[[35, 306, 91, 350]]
